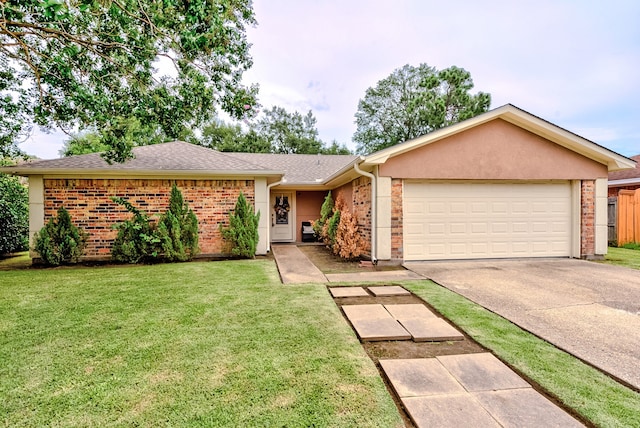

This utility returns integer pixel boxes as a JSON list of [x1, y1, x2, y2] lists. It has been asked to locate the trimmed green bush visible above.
[[32, 207, 88, 266], [157, 184, 199, 261], [221, 192, 260, 258]]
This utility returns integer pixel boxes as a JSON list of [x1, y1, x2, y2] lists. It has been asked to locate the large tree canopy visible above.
[[0, 0, 258, 162], [353, 64, 491, 154]]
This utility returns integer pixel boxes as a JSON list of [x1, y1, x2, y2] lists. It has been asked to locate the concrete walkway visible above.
[[271, 244, 424, 283], [271, 244, 326, 283]]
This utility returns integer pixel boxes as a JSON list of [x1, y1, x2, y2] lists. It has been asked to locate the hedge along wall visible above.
[[43, 178, 255, 258]]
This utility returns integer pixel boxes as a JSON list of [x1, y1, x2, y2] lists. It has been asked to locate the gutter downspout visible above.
[[265, 179, 284, 253], [353, 162, 377, 264]]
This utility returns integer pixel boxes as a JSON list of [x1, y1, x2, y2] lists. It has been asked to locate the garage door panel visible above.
[[403, 182, 571, 260]]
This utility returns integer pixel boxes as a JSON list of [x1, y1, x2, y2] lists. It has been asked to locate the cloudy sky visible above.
[[21, 0, 640, 158]]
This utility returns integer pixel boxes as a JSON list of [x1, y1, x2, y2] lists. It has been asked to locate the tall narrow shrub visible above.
[[221, 192, 260, 258], [334, 209, 366, 259], [33, 207, 88, 266], [157, 184, 199, 261]]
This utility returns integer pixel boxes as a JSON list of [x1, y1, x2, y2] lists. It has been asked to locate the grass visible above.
[[0, 260, 402, 427], [600, 246, 640, 270], [0, 251, 30, 270], [404, 280, 640, 428]]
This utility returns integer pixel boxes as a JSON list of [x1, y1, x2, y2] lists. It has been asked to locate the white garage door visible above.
[[403, 181, 572, 260]]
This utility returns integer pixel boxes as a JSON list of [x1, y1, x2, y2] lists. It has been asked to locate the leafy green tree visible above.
[[32, 206, 88, 265], [256, 106, 324, 154], [353, 64, 491, 154], [0, 0, 258, 162], [157, 184, 199, 261], [321, 140, 352, 155], [199, 119, 271, 153], [60, 132, 109, 157], [0, 172, 28, 254], [220, 192, 260, 258]]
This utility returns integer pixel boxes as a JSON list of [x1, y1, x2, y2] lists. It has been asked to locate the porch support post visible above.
[[594, 177, 608, 256], [28, 175, 45, 259], [254, 177, 268, 255]]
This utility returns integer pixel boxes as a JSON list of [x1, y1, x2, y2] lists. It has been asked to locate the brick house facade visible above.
[[4, 105, 634, 263], [43, 178, 254, 258]]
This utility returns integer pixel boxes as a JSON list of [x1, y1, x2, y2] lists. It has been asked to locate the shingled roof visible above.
[[225, 152, 358, 184], [2, 141, 281, 176], [1, 141, 360, 183]]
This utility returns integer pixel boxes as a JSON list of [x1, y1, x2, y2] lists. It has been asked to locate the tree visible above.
[[199, 119, 271, 153], [0, 0, 258, 162], [60, 132, 109, 157], [353, 64, 491, 154], [256, 106, 324, 154], [0, 171, 28, 255]]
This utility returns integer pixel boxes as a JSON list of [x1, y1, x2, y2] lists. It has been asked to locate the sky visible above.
[[20, 0, 640, 158]]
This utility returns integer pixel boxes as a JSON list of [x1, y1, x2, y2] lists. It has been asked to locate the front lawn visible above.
[[0, 261, 401, 427], [601, 246, 640, 270]]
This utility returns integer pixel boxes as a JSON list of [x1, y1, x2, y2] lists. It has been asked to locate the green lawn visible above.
[[405, 280, 640, 428], [601, 246, 640, 270], [0, 260, 402, 427]]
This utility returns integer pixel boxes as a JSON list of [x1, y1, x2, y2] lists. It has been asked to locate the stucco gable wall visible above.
[[378, 119, 608, 180]]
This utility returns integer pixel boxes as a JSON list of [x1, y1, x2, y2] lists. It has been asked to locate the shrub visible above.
[[111, 185, 200, 263], [0, 173, 28, 255], [157, 184, 199, 261], [334, 209, 366, 260], [110, 197, 160, 264], [32, 207, 88, 266], [221, 192, 260, 258], [313, 191, 334, 237]]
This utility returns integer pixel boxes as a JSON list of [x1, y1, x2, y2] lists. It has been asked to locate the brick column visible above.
[[390, 179, 403, 260], [580, 180, 595, 258]]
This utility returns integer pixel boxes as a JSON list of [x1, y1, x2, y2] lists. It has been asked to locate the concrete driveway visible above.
[[404, 258, 640, 390]]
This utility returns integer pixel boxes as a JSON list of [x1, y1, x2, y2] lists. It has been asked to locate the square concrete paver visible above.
[[379, 359, 464, 397], [401, 395, 500, 428], [328, 287, 370, 297], [437, 353, 530, 391], [384, 304, 437, 319], [398, 318, 465, 342], [473, 389, 584, 427], [341, 305, 411, 341], [384, 303, 463, 342], [367, 285, 411, 296]]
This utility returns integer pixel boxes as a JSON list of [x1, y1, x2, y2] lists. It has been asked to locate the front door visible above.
[[271, 192, 294, 242]]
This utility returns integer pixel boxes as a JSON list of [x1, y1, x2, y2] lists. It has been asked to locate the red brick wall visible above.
[[608, 184, 640, 197], [352, 176, 372, 255], [43, 178, 254, 258], [391, 179, 403, 260], [581, 180, 595, 257]]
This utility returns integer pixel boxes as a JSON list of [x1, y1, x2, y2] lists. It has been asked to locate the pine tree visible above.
[[221, 192, 260, 258]]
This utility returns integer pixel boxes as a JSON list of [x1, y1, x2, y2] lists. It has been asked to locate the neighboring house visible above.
[[2, 104, 635, 262], [608, 154, 640, 196]]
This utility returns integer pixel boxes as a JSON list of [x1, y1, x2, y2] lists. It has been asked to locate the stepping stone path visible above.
[[328, 286, 585, 427], [330, 286, 464, 342], [380, 355, 584, 428]]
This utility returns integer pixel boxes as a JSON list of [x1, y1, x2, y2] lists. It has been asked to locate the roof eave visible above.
[[0, 167, 283, 179], [360, 104, 636, 172]]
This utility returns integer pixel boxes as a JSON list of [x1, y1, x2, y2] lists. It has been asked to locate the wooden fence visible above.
[[617, 189, 640, 246]]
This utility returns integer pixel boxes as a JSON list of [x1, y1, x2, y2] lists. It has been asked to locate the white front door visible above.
[[271, 192, 295, 242]]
